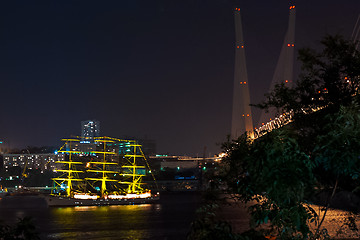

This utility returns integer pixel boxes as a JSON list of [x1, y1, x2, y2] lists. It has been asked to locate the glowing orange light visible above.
[[247, 114, 250, 117], [240, 82, 243, 84], [292, 44, 294, 47], [345, 77, 348, 80], [318, 91, 321, 93], [237, 46, 239, 48], [285, 80, 289, 83], [262, 123, 264, 125], [244, 81, 247, 84], [242, 114, 245, 117], [270, 118, 272, 120], [241, 45, 244, 48], [287, 44, 290, 47]]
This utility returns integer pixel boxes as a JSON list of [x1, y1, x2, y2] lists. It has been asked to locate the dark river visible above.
[[0, 192, 205, 240], [4, 193, 355, 239]]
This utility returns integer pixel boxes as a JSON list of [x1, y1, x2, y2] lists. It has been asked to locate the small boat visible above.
[[45, 136, 159, 207]]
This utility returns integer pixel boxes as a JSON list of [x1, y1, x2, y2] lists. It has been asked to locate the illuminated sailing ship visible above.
[[45, 136, 159, 206]]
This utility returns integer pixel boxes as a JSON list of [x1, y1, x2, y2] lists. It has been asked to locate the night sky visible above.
[[0, 0, 358, 156]]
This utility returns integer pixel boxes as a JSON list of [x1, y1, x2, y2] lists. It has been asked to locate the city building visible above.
[[138, 138, 157, 155], [2, 153, 64, 171], [119, 136, 157, 156], [81, 120, 100, 142]]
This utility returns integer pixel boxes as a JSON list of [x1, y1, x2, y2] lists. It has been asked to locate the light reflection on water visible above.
[[49, 204, 159, 239], [0, 193, 200, 240], [219, 200, 360, 239], [48, 229, 148, 240], [308, 204, 360, 239], [3, 195, 360, 239]]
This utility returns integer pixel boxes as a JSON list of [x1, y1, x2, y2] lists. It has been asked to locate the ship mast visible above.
[[52, 139, 84, 197], [121, 142, 146, 194], [85, 138, 118, 197], [51, 136, 155, 198]]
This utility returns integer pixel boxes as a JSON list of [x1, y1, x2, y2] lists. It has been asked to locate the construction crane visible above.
[[21, 149, 31, 179]]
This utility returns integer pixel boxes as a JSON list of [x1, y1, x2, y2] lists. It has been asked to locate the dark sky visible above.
[[0, 0, 358, 156]]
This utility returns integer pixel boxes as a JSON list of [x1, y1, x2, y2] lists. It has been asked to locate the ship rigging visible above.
[[46, 136, 159, 206]]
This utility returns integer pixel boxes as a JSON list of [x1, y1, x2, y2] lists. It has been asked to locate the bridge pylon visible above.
[[231, 7, 254, 139]]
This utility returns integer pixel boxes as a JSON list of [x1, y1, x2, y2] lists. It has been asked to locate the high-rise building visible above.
[[81, 120, 100, 142]]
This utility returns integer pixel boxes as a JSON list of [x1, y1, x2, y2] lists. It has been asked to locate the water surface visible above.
[[0, 192, 201, 240]]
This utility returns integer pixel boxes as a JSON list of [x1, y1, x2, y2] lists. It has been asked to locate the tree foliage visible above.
[[187, 203, 240, 240], [190, 35, 360, 239], [219, 103, 360, 238], [0, 217, 40, 240], [221, 130, 316, 239], [257, 35, 360, 117], [315, 103, 360, 179]]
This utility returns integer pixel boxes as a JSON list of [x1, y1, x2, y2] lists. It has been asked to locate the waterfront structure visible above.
[[160, 160, 198, 170], [149, 154, 221, 179], [149, 155, 221, 170], [231, 7, 253, 139], [81, 120, 100, 142], [148, 154, 222, 191]]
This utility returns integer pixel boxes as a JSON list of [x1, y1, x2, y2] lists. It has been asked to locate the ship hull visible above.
[[44, 195, 160, 207]]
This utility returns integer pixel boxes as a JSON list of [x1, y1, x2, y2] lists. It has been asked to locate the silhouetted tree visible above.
[[192, 35, 360, 239], [0, 217, 40, 240]]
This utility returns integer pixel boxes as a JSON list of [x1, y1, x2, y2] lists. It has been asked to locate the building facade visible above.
[[81, 120, 100, 142], [2, 153, 64, 171]]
